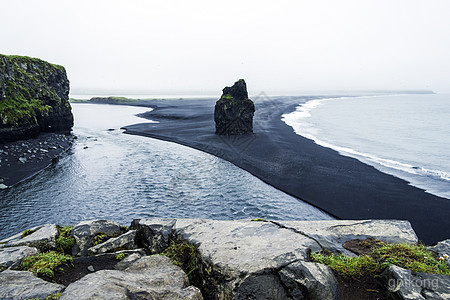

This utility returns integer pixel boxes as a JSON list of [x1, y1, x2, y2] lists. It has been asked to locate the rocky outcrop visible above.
[[70, 219, 122, 256], [0, 54, 74, 143], [0, 224, 58, 252], [60, 255, 202, 300], [0, 218, 448, 300], [214, 79, 255, 135]]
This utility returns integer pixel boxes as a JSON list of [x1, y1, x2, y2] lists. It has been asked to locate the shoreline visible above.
[[0, 133, 74, 188], [122, 96, 450, 245]]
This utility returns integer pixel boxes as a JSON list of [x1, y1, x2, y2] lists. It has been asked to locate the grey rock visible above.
[[131, 218, 176, 254], [0, 270, 65, 300], [428, 239, 450, 268], [173, 219, 321, 276], [114, 252, 144, 271], [60, 255, 202, 300], [276, 219, 418, 255], [87, 230, 136, 256], [1, 224, 58, 252], [87, 265, 95, 272], [381, 264, 450, 300], [71, 219, 121, 256], [0, 183, 8, 190], [0, 246, 39, 269], [279, 261, 339, 300], [171, 218, 321, 299], [214, 79, 255, 135]]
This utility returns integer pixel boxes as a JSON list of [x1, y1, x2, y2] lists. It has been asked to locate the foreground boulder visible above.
[[0, 270, 65, 300], [0, 246, 38, 269], [214, 79, 255, 135], [381, 264, 450, 300], [0, 224, 58, 252], [60, 255, 202, 300], [0, 54, 74, 143]]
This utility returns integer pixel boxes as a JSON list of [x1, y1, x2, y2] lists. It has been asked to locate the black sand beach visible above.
[[0, 133, 74, 187], [123, 96, 450, 245]]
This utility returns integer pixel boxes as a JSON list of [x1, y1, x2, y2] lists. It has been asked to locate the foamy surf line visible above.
[[282, 96, 450, 198]]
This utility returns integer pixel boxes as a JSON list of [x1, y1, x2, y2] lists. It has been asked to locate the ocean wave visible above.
[[281, 97, 450, 186]]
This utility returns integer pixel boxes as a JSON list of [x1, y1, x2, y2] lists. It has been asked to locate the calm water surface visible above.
[[0, 103, 332, 239]]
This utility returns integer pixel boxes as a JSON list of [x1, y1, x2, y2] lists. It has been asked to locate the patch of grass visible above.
[[45, 292, 62, 300], [20, 229, 35, 239], [311, 241, 450, 277], [56, 226, 75, 254], [115, 253, 127, 260], [162, 240, 201, 284], [20, 251, 73, 278], [92, 232, 108, 246]]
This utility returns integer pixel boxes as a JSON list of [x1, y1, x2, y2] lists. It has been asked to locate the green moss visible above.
[[115, 252, 127, 260], [20, 229, 35, 239], [162, 240, 201, 284], [56, 226, 75, 254], [20, 251, 73, 278], [44, 292, 62, 300], [311, 242, 450, 277], [92, 232, 109, 246], [0, 54, 66, 127], [250, 218, 267, 222]]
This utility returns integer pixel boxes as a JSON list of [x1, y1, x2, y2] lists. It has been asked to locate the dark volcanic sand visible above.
[[0, 133, 74, 187], [122, 96, 450, 245]]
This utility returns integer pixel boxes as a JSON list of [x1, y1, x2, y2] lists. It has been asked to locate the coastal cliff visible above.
[[0, 54, 74, 143]]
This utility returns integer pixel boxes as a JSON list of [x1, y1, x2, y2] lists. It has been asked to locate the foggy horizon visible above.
[[2, 0, 450, 94]]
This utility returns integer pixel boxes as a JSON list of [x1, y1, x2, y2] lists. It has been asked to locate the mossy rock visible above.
[[0, 54, 73, 143]]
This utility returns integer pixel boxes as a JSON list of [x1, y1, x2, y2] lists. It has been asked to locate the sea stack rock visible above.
[[214, 79, 255, 135], [0, 54, 74, 143]]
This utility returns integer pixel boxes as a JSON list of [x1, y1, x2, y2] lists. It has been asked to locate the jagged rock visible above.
[[0, 224, 58, 252], [59, 255, 202, 300], [71, 219, 121, 256], [381, 264, 450, 300], [0, 246, 39, 269], [275, 219, 418, 256], [87, 230, 136, 256], [279, 261, 339, 300], [131, 218, 176, 254], [0, 54, 74, 143], [0, 270, 65, 300], [214, 79, 255, 135], [428, 239, 450, 268]]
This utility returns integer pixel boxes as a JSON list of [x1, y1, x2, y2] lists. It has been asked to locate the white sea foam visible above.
[[282, 95, 450, 198]]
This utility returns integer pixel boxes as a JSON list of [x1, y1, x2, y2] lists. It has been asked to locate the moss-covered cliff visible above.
[[0, 54, 74, 143]]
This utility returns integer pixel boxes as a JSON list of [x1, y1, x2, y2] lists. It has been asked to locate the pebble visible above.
[[0, 183, 8, 190], [87, 265, 95, 272]]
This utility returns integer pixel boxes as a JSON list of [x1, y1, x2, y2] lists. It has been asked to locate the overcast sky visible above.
[[1, 0, 450, 95]]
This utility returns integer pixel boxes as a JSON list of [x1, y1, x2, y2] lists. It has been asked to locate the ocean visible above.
[[282, 93, 450, 199]]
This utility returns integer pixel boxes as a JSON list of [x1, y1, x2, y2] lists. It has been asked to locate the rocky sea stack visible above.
[[214, 79, 255, 135], [0, 54, 74, 143]]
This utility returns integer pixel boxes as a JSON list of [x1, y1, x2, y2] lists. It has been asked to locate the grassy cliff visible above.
[[0, 54, 73, 143]]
